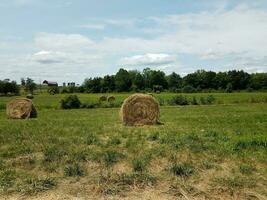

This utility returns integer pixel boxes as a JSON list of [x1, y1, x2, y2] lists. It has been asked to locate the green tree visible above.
[[132, 72, 145, 91], [25, 78, 37, 94], [115, 68, 132, 92], [167, 72, 182, 91]]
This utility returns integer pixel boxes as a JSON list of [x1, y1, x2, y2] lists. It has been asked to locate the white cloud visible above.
[[119, 53, 176, 66], [34, 33, 95, 51], [79, 24, 106, 30], [1, 3, 267, 83]]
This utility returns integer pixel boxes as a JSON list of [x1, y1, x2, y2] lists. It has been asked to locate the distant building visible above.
[[67, 82, 76, 87], [63, 82, 66, 87], [43, 80, 58, 87]]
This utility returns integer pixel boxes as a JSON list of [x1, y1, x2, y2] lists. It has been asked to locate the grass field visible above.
[[0, 92, 267, 199]]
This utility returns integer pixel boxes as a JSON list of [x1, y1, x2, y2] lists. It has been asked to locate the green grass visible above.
[[0, 92, 266, 199], [1, 92, 267, 110]]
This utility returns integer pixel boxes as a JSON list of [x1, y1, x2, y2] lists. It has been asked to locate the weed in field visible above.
[[147, 132, 160, 141], [170, 163, 194, 177], [201, 160, 215, 170], [21, 177, 57, 194], [0, 160, 5, 170], [118, 172, 156, 187], [69, 150, 88, 162], [233, 138, 267, 151], [0, 170, 16, 191], [239, 164, 256, 175], [102, 150, 124, 168], [64, 163, 86, 177], [213, 175, 256, 192], [107, 137, 121, 146], [43, 146, 66, 162], [86, 132, 99, 145], [132, 157, 150, 173]]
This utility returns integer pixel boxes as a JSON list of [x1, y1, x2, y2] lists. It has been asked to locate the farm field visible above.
[[0, 93, 267, 199]]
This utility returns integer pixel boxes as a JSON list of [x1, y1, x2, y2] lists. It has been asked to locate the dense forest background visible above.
[[1, 68, 267, 95]]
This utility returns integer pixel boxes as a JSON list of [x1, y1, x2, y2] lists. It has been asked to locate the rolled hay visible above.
[[120, 93, 161, 126], [6, 98, 37, 119], [99, 95, 107, 102], [107, 96, 116, 102]]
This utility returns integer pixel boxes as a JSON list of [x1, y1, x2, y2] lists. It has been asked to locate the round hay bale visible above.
[[107, 96, 116, 102], [120, 93, 160, 126], [99, 95, 107, 102], [6, 98, 37, 119]]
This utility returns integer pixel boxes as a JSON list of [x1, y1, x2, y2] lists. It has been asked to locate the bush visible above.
[[200, 97, 207, 105], [48, 86, 59, 95], [182, 85, 196, 93], [61, 95, 81, 109], [206, 95, 215, 104], [191, 96, 198, 105], [169, 95, 189, 105]]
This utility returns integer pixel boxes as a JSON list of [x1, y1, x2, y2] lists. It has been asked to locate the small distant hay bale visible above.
[[107, 96, 116, 102], [120, 93, 160, 126], [99, 95, 107, 102], [26, 94, 34, 99], [6, 98, 37, 119]]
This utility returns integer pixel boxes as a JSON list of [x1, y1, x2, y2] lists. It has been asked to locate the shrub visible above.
[[191, 96, 199, 105], [48, 86, 59, 95], [169, 95, 189, 105], [182, 85, 196, 93], [200, 97, 207, 105], [206, 95, 216, 104], [60, 95, 81, 109]]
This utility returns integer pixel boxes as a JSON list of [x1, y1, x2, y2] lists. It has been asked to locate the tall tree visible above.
[[115, 68, 132, 92], [25, 78, 37, 94], [167, 72, 182, 90]]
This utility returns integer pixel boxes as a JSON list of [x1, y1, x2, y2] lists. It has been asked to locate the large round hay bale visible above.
[[6, 98, 37, 119], [120, 93, 160, 126]]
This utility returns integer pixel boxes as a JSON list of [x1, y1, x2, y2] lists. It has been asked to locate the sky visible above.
[[0, 0, 267, 84]]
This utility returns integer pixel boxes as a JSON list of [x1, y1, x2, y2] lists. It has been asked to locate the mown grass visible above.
[[0, 93, 266, 199], [0, 92, 267, 110]]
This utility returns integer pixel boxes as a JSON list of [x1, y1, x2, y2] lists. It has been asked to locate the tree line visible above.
[[0, 68, 266, 95], [81, 68, 267, 93]]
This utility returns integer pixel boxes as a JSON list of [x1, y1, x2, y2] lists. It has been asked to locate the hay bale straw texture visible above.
[[6, 98, 37, 119], [120, 93, 160, 126]]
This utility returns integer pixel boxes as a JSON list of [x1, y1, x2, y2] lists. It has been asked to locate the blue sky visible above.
[[1, 0, 267, 84]]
